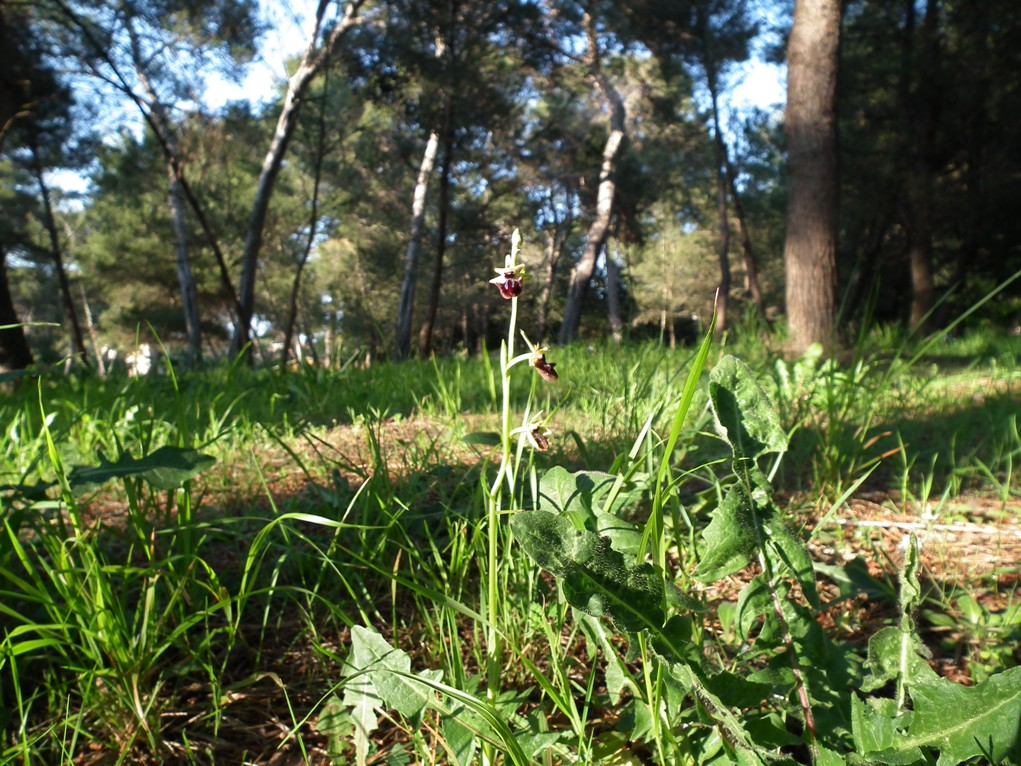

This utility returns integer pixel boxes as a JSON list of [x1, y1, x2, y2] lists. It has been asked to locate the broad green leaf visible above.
[[510, 510, 665, 633], [68, 446, 215, 491], [851, 695, 916, 759], [341, 654, 382, 765], [537, 467, 619, 521], [735, 576, 771, 641], [441, 704, 478, 765], [860, 627, 937, 694], [693, 483, 760, 582], [347, 625, 438, 719], [318, 694, 355, 763], [764, 521, 819, 609], [594, 511, 643, 556], [514, 730, 563, 760], [668, 662, 783, 764], [709, 356, 788, 461], [896, 668, 1021, 765]]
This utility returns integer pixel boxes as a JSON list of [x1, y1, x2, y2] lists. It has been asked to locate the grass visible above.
[[0, 324, 1019, 764]]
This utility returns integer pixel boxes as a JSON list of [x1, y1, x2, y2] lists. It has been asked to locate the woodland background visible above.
[[1, 0, 1020, 370]]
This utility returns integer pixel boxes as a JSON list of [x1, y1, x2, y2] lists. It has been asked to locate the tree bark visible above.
[[783, 0, 842, 354], [558, 17, 626, 346], [30, 142, 88, 366], [0, 245, 34, 373], [394, 31, 448, 360], [232, 0, 365, 356]]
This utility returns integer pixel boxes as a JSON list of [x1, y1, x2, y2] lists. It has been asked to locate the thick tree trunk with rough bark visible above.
[[784, 0, 842, 354], [232, 0, 364, 356]]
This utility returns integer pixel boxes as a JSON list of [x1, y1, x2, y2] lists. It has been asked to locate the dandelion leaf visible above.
[[510, 510, 664, 633], [68, 445, 215, 491], [346, 626, 438, 720], [693, 482, 759, 582], [709, 356, 788, 462], [860, 666, 1021, 765]]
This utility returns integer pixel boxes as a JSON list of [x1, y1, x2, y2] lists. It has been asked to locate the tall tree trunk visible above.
[[232, 0, 365, 356], [906, 0, 939, 330], [0, 245, 34, 373], [30, 142, 87, 366], [125, 19, 202, 362], [168, 169, 202, 360], [558, 16, 625, 346], [52, 0, 242, 329], [79, 284, 104, 377], [395, 33, 447, 360], [537, 194, 573, 340], [605, 246, 624, 343], [394, 128, 440, 359], [282, 66, 331, 367], [418, 111, 454, 358], [725, 155, 766, 321], [699, 7, 732, 337], [783, 0, 842, 355], [712, 146, 732, 338]]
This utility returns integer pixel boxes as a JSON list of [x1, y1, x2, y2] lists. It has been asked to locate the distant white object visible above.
[[126, 343, 153, 376]]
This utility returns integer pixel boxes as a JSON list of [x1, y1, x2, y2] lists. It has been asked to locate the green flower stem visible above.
[[485, 232, 522, 724]]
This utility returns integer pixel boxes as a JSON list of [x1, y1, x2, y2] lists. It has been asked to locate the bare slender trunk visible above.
[[394, 128, 440, 358], [169, 170, 202, 360], [52, 0, 242, 329], [537, 189, 574, 340], [558, 16, 626, 345], [31, 142, 87, 366], [233, 0, 365, 356], [784, 0, 842, 354], [713, 149, 731, 338], [395, 34, 447, 360], [418, 113, 454, 357], [282, 68, 330, 366], [124, 20, 202, 362], [725, 156, 765, 320], [699, 8, 732, 338], [79, 284, 104, 377], [605, 247, 623, 343]]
